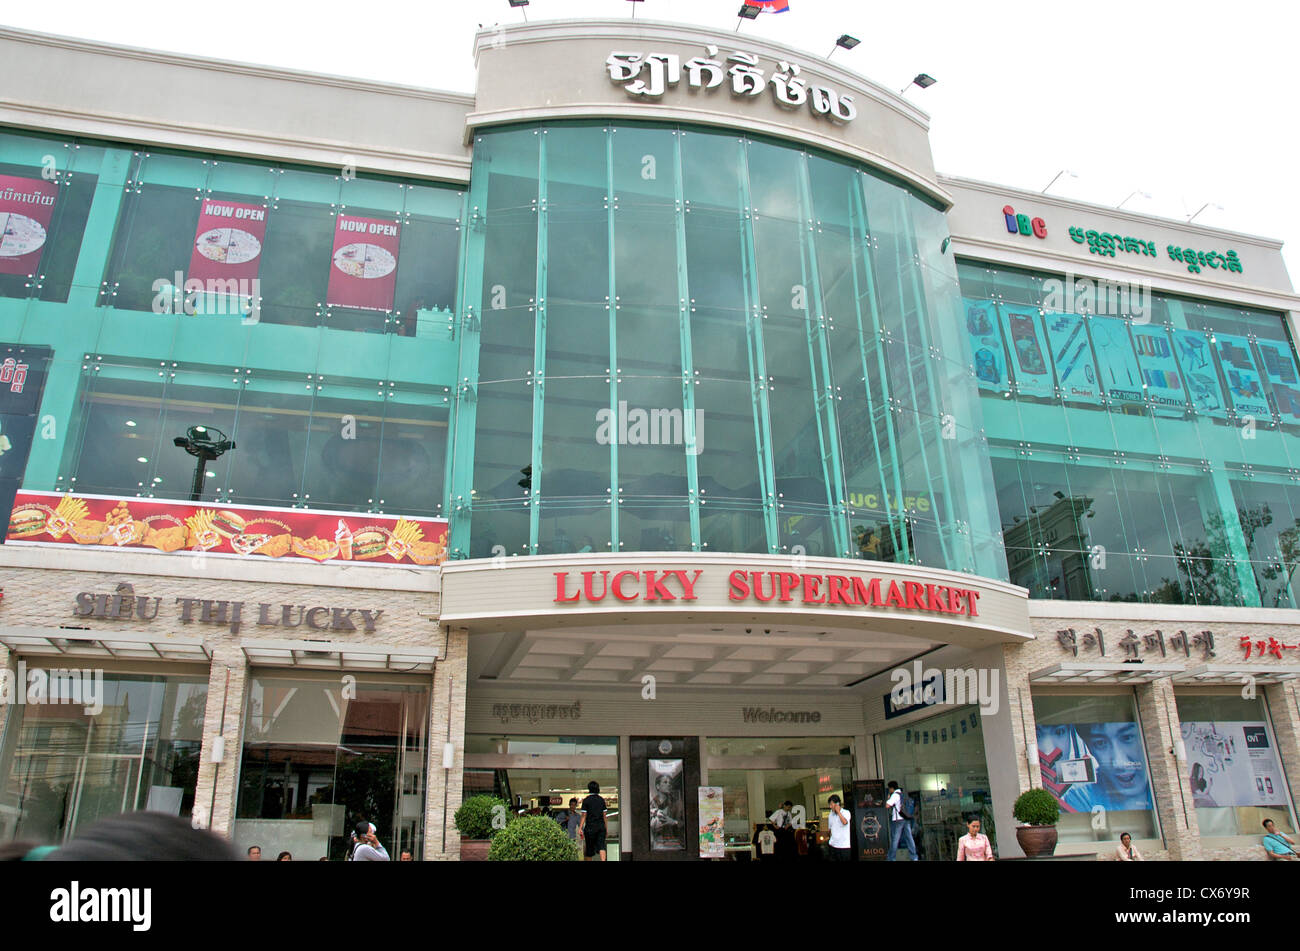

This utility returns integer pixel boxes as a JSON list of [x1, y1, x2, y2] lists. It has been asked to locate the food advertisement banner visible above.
[[0, 345, 52, 540], [1130, 325, 1186, 412], [188, 199, 267, 284], [1088, 316, 1144, 404], [697, 786, 726, 859], [1181, 721, 1287, 808], [999, 305, 1055, 397], [1172, 330, 1229, 418], [0, 174, 59, 276], [1214, 333, 1271, 418], [6, 490, 447, 567], [326, 214, 401, 312], [1042, 312, 1101, 404], [1036, 721, 1153, 813], [1255, 339, 1300, 424], [963, 299, 1007, 392]]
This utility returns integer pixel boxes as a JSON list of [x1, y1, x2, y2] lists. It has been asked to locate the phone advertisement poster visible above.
[[1036, 721, 1153, 813], [1172, 329, 1229, 418], [1042, 312, 1101, 404], [963, 299, 1008, 392], [1087, 316, 1144, 404], [999, 306, 1055, 398], [1181, 721, 1286, 808]]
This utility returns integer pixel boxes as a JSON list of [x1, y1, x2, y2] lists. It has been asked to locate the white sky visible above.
[[6, 0, 1298, 284]]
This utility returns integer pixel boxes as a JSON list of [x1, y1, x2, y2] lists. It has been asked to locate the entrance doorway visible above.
[[628, 737, 700, 861]]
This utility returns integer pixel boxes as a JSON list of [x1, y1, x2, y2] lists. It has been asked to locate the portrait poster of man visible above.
[[649, 758, 685, 851], [1036, 721, 1153, 812]]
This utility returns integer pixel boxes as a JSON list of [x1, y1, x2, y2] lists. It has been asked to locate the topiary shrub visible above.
[[1013, 788, 1060, 826], [454, 795, 510, 840], [487, 815, 581, 862]]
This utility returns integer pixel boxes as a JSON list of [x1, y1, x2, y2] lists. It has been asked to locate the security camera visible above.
[[745, 628, 752, 634], [764, 629, 771, 635]]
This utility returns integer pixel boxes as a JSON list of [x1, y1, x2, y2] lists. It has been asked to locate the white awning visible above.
[[1173, 664, 1300, 686], [1029, 661, 1186, 685], [241, 638, 440, 673], [0, 625, 211, 662]]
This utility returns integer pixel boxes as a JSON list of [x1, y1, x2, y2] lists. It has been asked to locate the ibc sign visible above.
[[1003, 205, 1047, 239]]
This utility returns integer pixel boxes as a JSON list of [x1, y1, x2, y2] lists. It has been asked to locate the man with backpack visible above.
[[885, 781, 919, 861]]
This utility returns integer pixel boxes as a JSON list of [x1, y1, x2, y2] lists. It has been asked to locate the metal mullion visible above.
[[606, 127, 620, 551], [673, 131, 702, 550], [850, 175, 911, 563], [441, 187, 471, 524], [737, 139, 780, 552], [528, 130, 549, 553], [794, 154, 850, 558]]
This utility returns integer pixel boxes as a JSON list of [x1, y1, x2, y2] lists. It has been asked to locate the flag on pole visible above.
[[753, 0, 791, 11]]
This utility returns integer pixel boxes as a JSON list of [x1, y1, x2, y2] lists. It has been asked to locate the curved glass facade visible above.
[[448, 122, 1006, 579]]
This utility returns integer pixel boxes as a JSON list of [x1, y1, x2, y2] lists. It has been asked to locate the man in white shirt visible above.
[[826, 795, 852, 860], [351, 821, 390, 862], [768, 801, 794, 829], [885, 781, 918, 861]]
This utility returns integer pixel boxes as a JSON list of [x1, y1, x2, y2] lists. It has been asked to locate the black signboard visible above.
[[0, 344, 52, 538], [852, 779, 890, 861]]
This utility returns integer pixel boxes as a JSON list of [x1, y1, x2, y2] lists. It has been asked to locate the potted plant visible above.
[[488, 814, 580, 862], [1013, 788, 1060, 858], [453, 794, 510, 862]]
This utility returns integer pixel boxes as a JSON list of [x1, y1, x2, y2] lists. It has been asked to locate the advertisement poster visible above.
[[852, 779, 889, 861], [1172, 329, 1229, 418], [6, 489, 448, 567], [1181, 721, 1287, 808], [0, 345, 52, 540], [1130, 325, 1187, 412], [1042, 312, 1101, 403], [0, 174, 60, 276], [999, 305, 1055, 397], [697, 786, 726, 859], [188, 199, 267, 285], [963, 299, 1008, 392], [1036, 721, 1153, 813], [326, 214, 401, 312], [1255, 339, 1300, 424], [1214, 333, 1271, 418], [649, 759, 685, 851], [1087, 316, 1144, 404]]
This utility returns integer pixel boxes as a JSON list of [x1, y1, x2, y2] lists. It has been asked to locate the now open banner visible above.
[[0, 174, 59, 276], [188, 199, 268, 284], [326, 214, 401, 311]]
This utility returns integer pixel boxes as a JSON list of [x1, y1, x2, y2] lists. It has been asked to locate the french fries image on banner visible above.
[[48, 496, 88, 539], [385, 518, 423, 561], [186, 509, 221, 550]]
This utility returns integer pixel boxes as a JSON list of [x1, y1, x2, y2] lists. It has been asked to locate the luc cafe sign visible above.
[[607, 46, 858, 123]]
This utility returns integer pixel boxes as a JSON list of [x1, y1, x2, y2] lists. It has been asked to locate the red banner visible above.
[[0, 174, 59, 276], [188, 199, 268, 284], [6, 490, 447, 568], [326, 214, 401, 311]]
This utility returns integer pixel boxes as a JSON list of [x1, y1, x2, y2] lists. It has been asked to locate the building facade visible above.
[[1, 19, 1298, 860]]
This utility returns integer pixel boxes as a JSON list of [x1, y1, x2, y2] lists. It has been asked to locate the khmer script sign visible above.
[[606, 46, 857, 123]]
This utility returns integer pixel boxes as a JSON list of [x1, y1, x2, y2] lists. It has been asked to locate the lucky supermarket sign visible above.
[[554, 568, 980, 617]]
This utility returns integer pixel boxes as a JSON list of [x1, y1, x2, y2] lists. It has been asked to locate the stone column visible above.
[[979, 642, 1033, 858], [424, 626, 468, 860], [192, 643, 249, 839], [1265, 681, 1300, 818], [0, 645, 15, 748], [1134, 677, 1200, 860]]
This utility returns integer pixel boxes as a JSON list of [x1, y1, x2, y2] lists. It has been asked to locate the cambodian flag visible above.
[[753, 0, 791, 11]]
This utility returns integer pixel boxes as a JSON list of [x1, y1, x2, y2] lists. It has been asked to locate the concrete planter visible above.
[[1015, 825, 1058, 858], [460, 837, 491, 862]]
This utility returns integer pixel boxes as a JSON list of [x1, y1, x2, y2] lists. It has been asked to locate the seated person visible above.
[[1262, 819, 1299, 860], [1114, 832, 1142, 861]]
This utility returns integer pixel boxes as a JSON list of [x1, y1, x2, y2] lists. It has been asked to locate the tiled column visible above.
[[1265, 681, 1300, 816], [1001, 642, 1038, 794], [0, 645, 14, 746], [424, 626, 468, 861], [1135, 677, 1201, 860], [192, 644, 249, 838], [992, 642, 1038, 859]]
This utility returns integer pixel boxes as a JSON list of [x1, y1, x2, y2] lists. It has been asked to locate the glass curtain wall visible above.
[[450, 122, 1004, 579], [961, 260, 1300, 606], [0, 126, 461, 518]]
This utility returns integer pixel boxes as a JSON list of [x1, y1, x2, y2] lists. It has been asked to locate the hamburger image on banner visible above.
[[188, 199, 268, 285], [0, 174, 59, 277], [326, 214, 401, 312]]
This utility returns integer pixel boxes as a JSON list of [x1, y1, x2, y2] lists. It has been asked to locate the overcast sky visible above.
[[6, 0, 1298, 284]]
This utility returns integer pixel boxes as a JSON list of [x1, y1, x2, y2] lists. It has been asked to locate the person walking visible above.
[[826, 795, 852, 861], [1114, 832, 1142, 861], [565, 797, 583, 843], [579, 781, 609, 862], [885, 781, 918, 861], [956, 818, 994, 861]]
